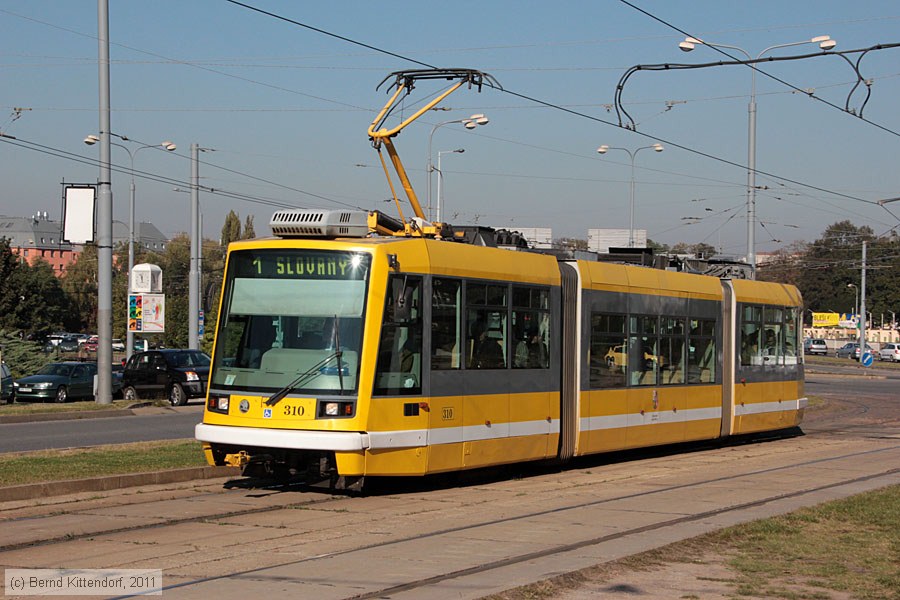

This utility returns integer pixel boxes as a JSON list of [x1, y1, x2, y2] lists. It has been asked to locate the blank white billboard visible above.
[[63, 185, 96, 243]]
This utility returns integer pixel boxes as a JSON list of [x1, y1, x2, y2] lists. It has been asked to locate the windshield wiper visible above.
[[333, 314, 344, 394], [265, 351, 340, 407]]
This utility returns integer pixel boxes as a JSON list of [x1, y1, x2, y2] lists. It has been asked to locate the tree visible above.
[[0, 329, 49, 378], [61, 244, 99, 332], [156, 235, 191, 349], [756, 220, 900, 328], [9, 258, 75, 338], [646, 239, 669, 253], [0, 241, 76, 338], [242, 214, 256, 239], [220, 210, 242, 248], [794, 221, 872, 318], [200, 238, 226, 354], [670, 242, 716, 258], [556, 237, 588, 251], [0, 239, 24, 330], [756, 241, 806, 288]]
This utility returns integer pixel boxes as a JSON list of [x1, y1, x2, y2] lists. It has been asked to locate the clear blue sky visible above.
[[2, 1, 899, 256]]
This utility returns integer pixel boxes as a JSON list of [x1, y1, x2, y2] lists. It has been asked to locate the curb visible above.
[[0, 466, 236, 502], [805, 370, 887, 380]]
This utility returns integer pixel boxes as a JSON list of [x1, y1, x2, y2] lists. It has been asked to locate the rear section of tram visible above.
[[570, 262, 804, 461]]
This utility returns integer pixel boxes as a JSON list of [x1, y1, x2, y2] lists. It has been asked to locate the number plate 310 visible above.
[[276, 400, 315, 419]]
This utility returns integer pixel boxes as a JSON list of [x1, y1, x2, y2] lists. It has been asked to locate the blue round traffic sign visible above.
[[861, 352, 874, 367]]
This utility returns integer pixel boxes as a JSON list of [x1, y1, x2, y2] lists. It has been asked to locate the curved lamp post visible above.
[[597, 143, 664, 248], [84, 134, 176, 360], [678, 35, 836, 272], [427, 114, 488, 220]]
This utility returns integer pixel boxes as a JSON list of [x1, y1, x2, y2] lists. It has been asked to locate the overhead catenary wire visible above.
[[3, 3, 897, 235], [220, 0, 892, 216], [0, 135, 316, 212], [616, 0, 900, 131]]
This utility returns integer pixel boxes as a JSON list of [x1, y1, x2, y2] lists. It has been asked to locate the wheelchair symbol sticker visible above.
[[263, 408, 272, 419]]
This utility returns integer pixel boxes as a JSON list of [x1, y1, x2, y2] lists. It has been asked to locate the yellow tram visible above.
[[195, 69, 804, 489]]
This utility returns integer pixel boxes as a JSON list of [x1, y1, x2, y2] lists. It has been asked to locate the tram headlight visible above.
[[207, 395, 230, 414], [320, 401, 354, 417]]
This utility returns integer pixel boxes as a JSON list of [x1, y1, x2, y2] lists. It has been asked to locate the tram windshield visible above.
[[211, 249, 371, 394]]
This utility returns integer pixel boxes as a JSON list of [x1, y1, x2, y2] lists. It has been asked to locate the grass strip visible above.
[[711, 484, 900, 599], [485, 484, 900, 600], [0, 440, 208, 487]]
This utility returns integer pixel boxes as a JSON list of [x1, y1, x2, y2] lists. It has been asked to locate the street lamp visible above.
[[847, 283, 858, 320], [436, 149, 465, 223], [679, 35, 836, 273], [427, 114, 488, 220], [596, 143, 664, 247], [85, 134, 177, 360]]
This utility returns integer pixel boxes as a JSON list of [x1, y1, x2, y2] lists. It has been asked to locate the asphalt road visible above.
[[0, 408, 203, 453]]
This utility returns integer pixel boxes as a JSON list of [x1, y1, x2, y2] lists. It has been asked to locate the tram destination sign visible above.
[[233, 250, 369, 280]]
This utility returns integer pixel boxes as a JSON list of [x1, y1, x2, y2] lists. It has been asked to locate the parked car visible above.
[[1, 362, 13, 404], [121, 349, 210, 406], [835, 342, 874, 360], [83, 335, 99, 352], [13, 362, 98, 403], [879, 342, 900, 362], [803, 338, 828, 356], [111, 362, 124, 397], [59, 336, 81, 352], [111, 339, 126, 352]]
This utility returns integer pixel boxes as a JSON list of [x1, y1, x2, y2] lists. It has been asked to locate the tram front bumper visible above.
[[196, 423, 370, 451]]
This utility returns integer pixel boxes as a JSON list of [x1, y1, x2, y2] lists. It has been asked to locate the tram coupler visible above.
[[223, 451, 251, 468]]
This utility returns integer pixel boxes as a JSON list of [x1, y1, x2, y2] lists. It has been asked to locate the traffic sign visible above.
[[861, 352, 874, 367]]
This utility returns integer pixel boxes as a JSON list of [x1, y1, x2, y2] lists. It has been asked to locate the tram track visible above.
[[102, 444, 900, 600], [4, 440, 898, 558], [3, 442, 896, 594], [345, 465, 900, 600]]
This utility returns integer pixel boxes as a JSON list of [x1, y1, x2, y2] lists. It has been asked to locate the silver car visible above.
[[879, 342, 900, 362], [804, 338, 828, 356], [835, 342, 874, 360]]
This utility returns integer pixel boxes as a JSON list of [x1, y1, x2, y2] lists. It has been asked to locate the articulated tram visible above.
[[195, 68, 804, 490], [195, 211, 804, 489]]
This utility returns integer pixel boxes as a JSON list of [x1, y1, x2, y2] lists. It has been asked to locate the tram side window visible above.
[[688, 318, 716, 383], [784, 307, 798, 365], [373, 275, 422, 395], [466, 282, 508, 369], [431, 278, 461, 370], [740, 305, 763, 366], [660, 317, 685, 385], [629, 315, 660, 386], [589, 313, 626, 389], [763, 306, 784, 366], [512, 286, 550, 369]]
